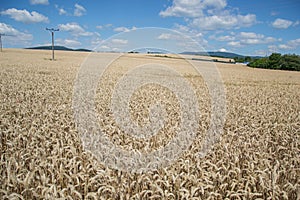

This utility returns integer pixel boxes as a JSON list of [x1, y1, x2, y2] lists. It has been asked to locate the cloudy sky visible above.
[[1, 0, 300, 55]]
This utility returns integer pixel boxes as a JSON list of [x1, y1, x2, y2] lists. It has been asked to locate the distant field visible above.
[[1, 49, 299, 199]]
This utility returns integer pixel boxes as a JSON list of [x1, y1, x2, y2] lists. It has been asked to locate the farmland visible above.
[[1, 49, 299, 199]]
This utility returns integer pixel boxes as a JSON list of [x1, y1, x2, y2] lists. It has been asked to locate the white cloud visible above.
[[272, 18, 293, 29], [240, 32, 262, 39], [1, 8, 49, 23], [59, 8, 67, 15], [174, 23, 190, 32], [74, 3, 86, 17], [254, 50, 268, 56], [218, 48, 227, 52], [100, 45, 110, 50], [228, 41, 242, 48], [55, 4, 68, 15], [112, 47, 121, 51], [172, 24, 209, 48], [29, 0, 49, 5], [160, 0, 227, 18], [278, 44, 292, 50], [113, 26, 137, 32], [225, 32, 278, 48], [278, 38, 300, 50], [157, 32, 188, 41], [213, 35, 235, 41], [90, 37, 102, 46], [64, 39, 81, 47], [293, 20, 300, 26], [239, 32, 277, 44], [111, 39, 128, 44], [160, 0, 256, 31], [97, 45, 121, 52], [156, 29, 208, 51], [55, 5, 67, 15], [114, 27, 130, 32], [56, 38, 81, 48], [58, 23, 84, 32], [0, 23, 33, 46], [96, 24, 113, 30], [58, 22, 93, 37], [97, 38, 129, 51], [265, 37, 278, 43], [157, 33, 172, 40], [191, 13, 256, 30]]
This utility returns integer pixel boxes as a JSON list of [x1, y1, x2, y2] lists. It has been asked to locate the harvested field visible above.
[[1, 49, 299, 199]]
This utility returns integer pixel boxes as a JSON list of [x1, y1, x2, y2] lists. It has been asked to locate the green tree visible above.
[[268, 53, 282, 69], [245, 56, 252, 62], [248, 57, 269, 68], [248, 53, 300, 71], [280, 54, 300, 71]]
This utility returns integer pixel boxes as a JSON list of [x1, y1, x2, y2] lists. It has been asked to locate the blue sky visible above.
[[0, 0, 300, 55]]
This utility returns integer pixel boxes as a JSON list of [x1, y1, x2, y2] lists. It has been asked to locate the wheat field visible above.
[[0, 49, 299, 199]]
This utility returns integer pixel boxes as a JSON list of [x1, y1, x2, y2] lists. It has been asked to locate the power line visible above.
[[46, 28, 59, 60]]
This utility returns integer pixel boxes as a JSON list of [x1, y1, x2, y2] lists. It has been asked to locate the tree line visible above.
[[247, 53, 300, 71]]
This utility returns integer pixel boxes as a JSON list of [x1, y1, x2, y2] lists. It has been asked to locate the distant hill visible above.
[[26, 46, 92, 52], [181, 51, 262, 59]]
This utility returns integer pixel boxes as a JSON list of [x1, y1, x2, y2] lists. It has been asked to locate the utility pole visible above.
[[0, 34, 2, 52], [0, 33, 13, 52], [46, 28, 59, 60]]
